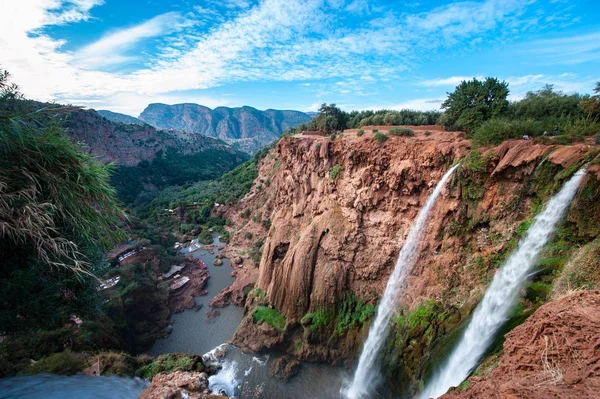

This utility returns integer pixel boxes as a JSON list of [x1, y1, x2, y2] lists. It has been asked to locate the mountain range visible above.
[[100, 103, 312, 154]]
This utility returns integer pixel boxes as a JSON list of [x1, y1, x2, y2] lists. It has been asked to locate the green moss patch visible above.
[[253, 306, 286, 331]]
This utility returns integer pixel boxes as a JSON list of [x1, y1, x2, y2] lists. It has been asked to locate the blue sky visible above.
[[1, 0, 599, 116]]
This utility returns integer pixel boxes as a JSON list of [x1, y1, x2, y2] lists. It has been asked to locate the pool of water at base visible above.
[[146, 235, 389, 399], [0, 374, 148, 399]]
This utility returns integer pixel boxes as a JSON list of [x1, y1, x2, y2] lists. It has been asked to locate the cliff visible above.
[[217, 126, 599, 393], [138, 103, 312, 154]]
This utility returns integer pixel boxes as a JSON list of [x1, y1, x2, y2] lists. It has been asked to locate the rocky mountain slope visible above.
[[214, 127, 600, 396], [62, 108, 241, 166], [97, 109, 145, 125], [138, 103, 312, 154]]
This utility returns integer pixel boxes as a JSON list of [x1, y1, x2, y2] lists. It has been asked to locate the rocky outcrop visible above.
[[270, 355, 301, 381], [441, 290, 600, 399], [139, 371, 231, 399], [138, 103, 312, 154], [220, 127, 599, 389]]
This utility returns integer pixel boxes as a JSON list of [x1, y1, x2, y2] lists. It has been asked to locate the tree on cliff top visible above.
[[309, 103, 347, 132], [441, 77, 509, 132], [580, 82, 600, 119]]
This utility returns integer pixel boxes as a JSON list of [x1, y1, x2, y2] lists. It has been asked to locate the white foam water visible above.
[[420, 168, 587, 399], [343, 164, 460, 399], [208, 359, 239, 397]]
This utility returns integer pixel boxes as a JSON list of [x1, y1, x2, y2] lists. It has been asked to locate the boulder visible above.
[[269, 355, 301, 381]]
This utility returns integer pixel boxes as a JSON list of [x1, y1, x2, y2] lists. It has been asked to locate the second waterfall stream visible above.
[[420, 167, 588, 399], [343, 163, 460, 399]]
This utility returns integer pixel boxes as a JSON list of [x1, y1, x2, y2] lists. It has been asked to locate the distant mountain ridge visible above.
[[97, 109, 146, 125], [138, 103, 313, 154]]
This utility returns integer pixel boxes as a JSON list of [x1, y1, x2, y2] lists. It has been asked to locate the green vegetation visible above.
[[357, 129, 365, 136], [302, 292, 376, 335], [111, 147, 249, 206], [441, 79, 600, 145], [23, 350, 85, 375], [0, 71, 125, 333], [389, 127, 414, 137], [372, 128, 379, 133], [329, 164, 342, 180], [424, 130, 431, 136], [253, 306, 286, 330], [375, 132, 388, 143], [136, 353, 204, 379], [440, 77, 509, 132], [244, 232, 254, 240]]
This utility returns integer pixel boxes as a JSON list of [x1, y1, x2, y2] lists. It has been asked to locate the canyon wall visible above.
[[221, 128, 599, 393]]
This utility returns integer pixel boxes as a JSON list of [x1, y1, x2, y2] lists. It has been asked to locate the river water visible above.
[[148, 235, 349, 398], [0, 374, 148, 399]]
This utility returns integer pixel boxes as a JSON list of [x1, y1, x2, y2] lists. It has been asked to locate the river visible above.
[[148, 235, 348, 398]]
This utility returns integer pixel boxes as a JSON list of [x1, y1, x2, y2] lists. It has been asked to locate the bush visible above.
[[424, 130, 432, 136], [596, 135, 600, 145], [357, 129, 364, 136], [471, 118, 544, 146], [244, 232, 253, 240], [329, 133, 336, 140], [389, 127, 414, 137], [262, 218, 271, 230], [241, 209, 251, 218], [329, 164, 342, 180], [23, 350, 85, 375], [375, 132, 388, 143], [253, 306, 286, 330], [372, 128, 379, 133]]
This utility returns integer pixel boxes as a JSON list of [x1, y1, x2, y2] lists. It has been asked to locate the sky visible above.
[[1, 0, 599, 117]]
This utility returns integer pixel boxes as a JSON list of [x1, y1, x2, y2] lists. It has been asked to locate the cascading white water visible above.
[[343, 164, 460, 399], [420, 168, 587, 399]]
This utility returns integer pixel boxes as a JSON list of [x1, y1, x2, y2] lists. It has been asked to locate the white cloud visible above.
[[419, 76, 484, 87], [75, 12, 185, 68], [526, 31, 600, 65], [0, 0, 557, 113]]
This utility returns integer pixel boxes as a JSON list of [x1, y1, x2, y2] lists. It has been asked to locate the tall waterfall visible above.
[[420, 168, 587, 399], [343, 164, 460, 399]]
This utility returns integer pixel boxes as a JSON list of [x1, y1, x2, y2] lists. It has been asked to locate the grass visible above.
[[329, 164, 342, 180], [253, 306, 286, 330]]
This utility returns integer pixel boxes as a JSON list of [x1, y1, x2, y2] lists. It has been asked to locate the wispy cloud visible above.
[[0, 0, 583, 115], [75, 12, 186, 68], [419, 76, 484, 87], [526, 31, 600, 65], [363, 98, 444, 112]]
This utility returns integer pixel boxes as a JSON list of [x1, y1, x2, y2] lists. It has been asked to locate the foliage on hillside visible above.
[[111, 146, 249, 206], [306, 103, 441, 133], [0, 71, 126, 333], [441, 79, 600, 145]]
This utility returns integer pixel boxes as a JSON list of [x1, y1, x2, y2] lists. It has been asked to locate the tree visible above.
[[580, 82, 600, 119], [309, 103, 347, 132], [441, 77, 509, 132]]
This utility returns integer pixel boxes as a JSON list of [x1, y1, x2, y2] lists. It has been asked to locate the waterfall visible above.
[[343, 164, 460, 399], [420, 168, 587, 399]]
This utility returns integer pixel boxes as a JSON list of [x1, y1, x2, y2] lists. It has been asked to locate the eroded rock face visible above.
[[223, 130, 599, 379], [139, 371, 231, 399], [441, 290, 600, 399], [269, 355, 301, 381]]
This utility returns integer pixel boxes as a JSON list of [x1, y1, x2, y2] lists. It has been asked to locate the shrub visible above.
[[389, 127, 414, 137], [357, 129, 364, 136], [329, 164, 342, 180], [329, 133, 336, 140], [424, 130, 432, 136], [253, 306, 286, 330], [596, 135, 600, 145], [372, 128, 379, 133], [136, 353, 203, 379], [262, 218, 271, 230], [471, 118, 545, 145], [244, 232, 253, 240], [375, 132, 388, 143], [23, 350, 85, 375]]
